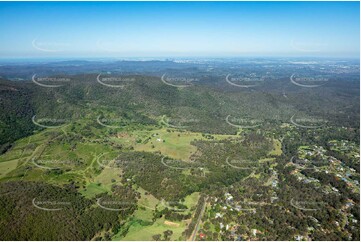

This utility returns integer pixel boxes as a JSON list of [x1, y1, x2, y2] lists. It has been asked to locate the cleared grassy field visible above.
[[117, 217, 187, 241], [137, 186, 160, 211], [0, 159, 18, 178], [112, 191, 200, 240], [96, 167, 121, 184], [183, 192, 200, 209], [81, 182, 109, 198], [110, 128, 238, 161], [80, 150, 123, 198], [0, 132, 51, 178], [133, 129, 201, 161], [268, 139, 282, 156]]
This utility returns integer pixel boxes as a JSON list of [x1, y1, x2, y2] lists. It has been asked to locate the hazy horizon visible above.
[[0, 1, 359, 58]]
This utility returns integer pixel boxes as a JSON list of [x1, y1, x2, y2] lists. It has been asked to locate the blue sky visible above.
[[0, 1, 359, 58]]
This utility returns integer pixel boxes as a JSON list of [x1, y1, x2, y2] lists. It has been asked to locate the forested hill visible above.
[[0, 68, 359, 148]]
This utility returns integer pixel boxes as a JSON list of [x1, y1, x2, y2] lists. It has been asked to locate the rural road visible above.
[[189, 196, 208, 241]]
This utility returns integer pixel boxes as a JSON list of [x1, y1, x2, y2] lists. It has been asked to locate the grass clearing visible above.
[[81, 182, 109, 198], [137, 186, 160, 210], [133, 129, 202, 161], [117, 217, 187, 241], [183, 192, 200, 210], [268, 139, 282, 156], [0, 159, 18, 178], [112, 128, 238, 161]]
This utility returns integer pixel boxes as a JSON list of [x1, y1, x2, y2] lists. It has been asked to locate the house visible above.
[[235, 205, 242, 212], [345, 202, 353, 209], [199, 233, 206, 240], [225, 193, 234, 201], [271, 196, 278, 203], [331, 187, 339, 192], [295, 235, 303, 241]]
